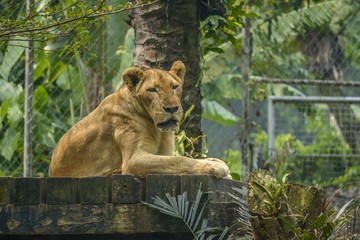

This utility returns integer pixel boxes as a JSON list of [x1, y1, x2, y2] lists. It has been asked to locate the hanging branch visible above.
[[0, 1, 159, 42]]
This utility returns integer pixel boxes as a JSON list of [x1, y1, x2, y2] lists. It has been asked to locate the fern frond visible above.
[[229, 187, 253, 240], [197, 225, 229, 240]]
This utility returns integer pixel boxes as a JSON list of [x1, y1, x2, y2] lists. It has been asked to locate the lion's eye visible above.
[[172, 84, 179, 90], [147, 88, 157, 93]]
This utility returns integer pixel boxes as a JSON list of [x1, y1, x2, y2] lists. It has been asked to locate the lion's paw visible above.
[[196, 158, 231, 179]]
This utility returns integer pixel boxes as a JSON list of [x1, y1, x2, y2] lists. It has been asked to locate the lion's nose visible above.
[[163, 106, 179, 114]]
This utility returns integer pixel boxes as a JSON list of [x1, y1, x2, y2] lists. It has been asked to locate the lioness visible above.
[[49, 61, 231, 178]]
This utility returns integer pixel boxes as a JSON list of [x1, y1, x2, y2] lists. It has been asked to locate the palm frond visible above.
[[143, 186, 229, 240], [253, 0, 357, 44], [203, 0, 360, 83], [228, 186, 253, 240]]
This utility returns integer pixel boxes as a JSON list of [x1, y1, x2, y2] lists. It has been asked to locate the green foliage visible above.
[[249, 102, 358, 186], [199, 1, 249, 130], [0, 0, 144, 53], [0, 0, 359, 187], [0, 40, 26, 81], [247, 169, 290, 217], [202, 74, 242, 101], [0, 76, 60, 175], [202, 100, 240, 127], [174, 130, 205, 158], [242, 0, 360, 184], [288, 106, 353, 186], [344, 24, 360, 69], [201, 72, 241, 128], [0, 0, 146, 175], [202, 0, 360, 131], [227, 186, 252, 239], [332, 166, 360, 186], [175, 105, 205, 158], [267, 106, 355, 186], [253, 1, 345, 42], [144, 187, 229, 240], [112, 28, 134, 90], [221, 149, 242, 181], [200, 0, 248, 54], [290, 197, 360, 239], [246, 169, 360, 240]]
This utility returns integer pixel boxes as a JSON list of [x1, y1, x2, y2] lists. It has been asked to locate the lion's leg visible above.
[[122, 153, 230, 178]]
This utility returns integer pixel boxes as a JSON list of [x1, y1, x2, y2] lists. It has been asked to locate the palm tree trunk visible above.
[[130, 0, 203, 156]]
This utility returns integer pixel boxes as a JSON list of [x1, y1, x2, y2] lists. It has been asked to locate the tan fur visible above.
[[49, 61, 231, 178]]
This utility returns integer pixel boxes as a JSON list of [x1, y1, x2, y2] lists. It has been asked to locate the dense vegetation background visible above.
[[0, 0, 359, 190]]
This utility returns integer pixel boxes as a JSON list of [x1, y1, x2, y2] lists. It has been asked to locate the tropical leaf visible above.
[[0, 40, 26, 81], [202, 100, 240, 127], [33, 111, 56, 148], [253, 0, 355, 44], [203, 0, 359, 84], [0, 98, 12, 120], [228, 186, 253, 239], [290, 196, 360, 239], [34, 51, 49, 81], [34, 85, 49, 113], [7, 101, 23, 128], [0, 80, 22, 102], [0, 128, 21, 161], [332, 166, 360, 186]]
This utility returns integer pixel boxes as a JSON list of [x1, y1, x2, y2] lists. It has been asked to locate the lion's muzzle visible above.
[[157, 118, 179, 132], [163, 106, 179, 114]]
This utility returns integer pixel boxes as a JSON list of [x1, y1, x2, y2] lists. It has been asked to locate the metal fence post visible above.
[[267, 97, 275, 160], [24, 0, 34, 177]]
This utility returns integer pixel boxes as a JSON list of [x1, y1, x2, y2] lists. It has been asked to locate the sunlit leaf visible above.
[[0, 40, 26, 81], [0, 128, 21, 161], [202, 100, 240, 126], [33, 111, 56, 148], [34, 85, 49, 113]]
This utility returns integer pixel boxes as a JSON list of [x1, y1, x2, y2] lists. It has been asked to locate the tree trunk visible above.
[[240, 8, 253, 181], [130, 0, 203, 156], [299, 30, 360, 156]]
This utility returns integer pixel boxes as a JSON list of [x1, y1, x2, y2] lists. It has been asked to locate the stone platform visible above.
[[0, 175, 244, 239]]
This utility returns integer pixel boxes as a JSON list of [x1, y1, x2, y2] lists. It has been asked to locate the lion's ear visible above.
[[122, 67, 144, 92], [170, 61, 186, 83]]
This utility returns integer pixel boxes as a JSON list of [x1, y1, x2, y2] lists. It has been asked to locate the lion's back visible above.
[[49, 107, 122, 176]]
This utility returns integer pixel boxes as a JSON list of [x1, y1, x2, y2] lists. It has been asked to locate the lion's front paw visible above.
[[196, 158, 231, 179]]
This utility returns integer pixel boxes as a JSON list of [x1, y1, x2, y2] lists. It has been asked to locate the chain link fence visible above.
[[202, 2, 360, 217], [0, 1, 359, 188], [267, 96, 360, 186], [0, 0, 133, 176]]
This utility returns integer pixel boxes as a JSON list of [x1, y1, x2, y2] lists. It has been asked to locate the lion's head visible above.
[[122, 61, 186, 132]]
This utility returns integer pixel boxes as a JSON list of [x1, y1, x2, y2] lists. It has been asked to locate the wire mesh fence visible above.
[[201, 1, 360, 210], [264, 95, 360, 234], [267, 96, 360, 186], [0, 0, 358, 237], [0, 0, 133, 176], [0, 0, 359, 186]]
